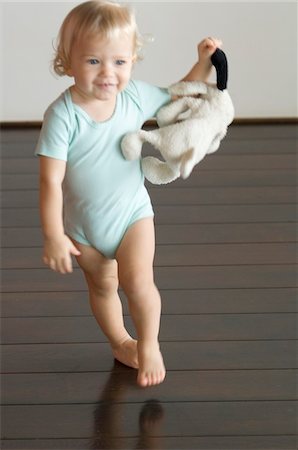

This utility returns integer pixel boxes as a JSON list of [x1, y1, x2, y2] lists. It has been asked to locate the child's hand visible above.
[[198, 37, 223, 62], [43, 234, 81, 274], [179, 37, 223, 85]]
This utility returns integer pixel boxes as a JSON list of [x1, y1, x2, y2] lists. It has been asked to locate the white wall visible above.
[[1, 1, 297, 121]]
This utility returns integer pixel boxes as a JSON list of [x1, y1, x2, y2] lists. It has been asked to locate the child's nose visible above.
[[100, 62, 113, 77]]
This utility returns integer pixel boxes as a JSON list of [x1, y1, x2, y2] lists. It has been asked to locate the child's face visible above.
[[68, 33, 136, 103]]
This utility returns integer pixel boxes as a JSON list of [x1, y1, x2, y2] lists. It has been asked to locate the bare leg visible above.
[[74, 241, 138, 369], [116, 218, 166, 387]]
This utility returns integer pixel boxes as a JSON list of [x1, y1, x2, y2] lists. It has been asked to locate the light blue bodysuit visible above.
[[35, 80, 170, 259]]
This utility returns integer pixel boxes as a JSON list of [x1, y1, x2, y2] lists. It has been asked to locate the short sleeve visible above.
[[35, 96, 73, 161], [126, 80, 171, 121]]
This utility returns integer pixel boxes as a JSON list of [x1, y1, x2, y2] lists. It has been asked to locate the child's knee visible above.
[[119, 268, 154, 298], [87, 272, 119, 297]]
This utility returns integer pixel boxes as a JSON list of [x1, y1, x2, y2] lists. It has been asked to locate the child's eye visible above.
[[88, 59, 99, 65], [115, 60, 126, 66]]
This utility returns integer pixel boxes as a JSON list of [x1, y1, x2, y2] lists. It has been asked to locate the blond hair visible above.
[[53, 1, 142, 76]]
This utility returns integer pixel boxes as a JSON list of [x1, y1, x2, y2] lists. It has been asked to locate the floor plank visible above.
[[2, 169, 298, 190], [2, 154, 297, 174], [2, 401, 297, 439], [2, 313, 297, 344], [2, 264, 297, 292], [2, 341, 296, 373], [1, 242, 296, 269], [2, 369, 297, 404], [2, 223, 296, 247], [2, 136, 297, 158], [1, 186, 296, 207], [1, 288, 297, 317], [1, 435, 297, 450], [2, 204, 296, 227]]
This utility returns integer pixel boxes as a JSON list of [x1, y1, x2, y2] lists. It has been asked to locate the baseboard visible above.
[[0, 117, 297, 129], [231, 117, 298, 125], [0, 121, 42, 129], [147, 117, 298, 126]]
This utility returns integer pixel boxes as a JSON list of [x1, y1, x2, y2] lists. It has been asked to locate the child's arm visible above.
[[39, 156, 81, 274], [180, 37, 223, 83]]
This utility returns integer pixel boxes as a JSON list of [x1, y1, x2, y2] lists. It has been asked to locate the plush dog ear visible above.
[[211, 48, 228, 91], [168, 81, 208, 97]]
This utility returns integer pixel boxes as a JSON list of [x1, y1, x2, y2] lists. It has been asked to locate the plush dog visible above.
[[121, 49, 235, 184]]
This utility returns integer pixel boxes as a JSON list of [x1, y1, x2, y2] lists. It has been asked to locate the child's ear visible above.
[[65, 68, 74, 77]]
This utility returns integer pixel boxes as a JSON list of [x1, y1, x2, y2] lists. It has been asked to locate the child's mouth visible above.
[[98, 83, 116, 90]]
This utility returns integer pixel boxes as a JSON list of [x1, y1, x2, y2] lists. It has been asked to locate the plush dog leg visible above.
[[157, 97, 203, 127], [142, 156, 180, 185], [180, 148, 196, 179], [207, 129, 227, 154], [121, 130, 148, 160], [121, 128, 164, 160]]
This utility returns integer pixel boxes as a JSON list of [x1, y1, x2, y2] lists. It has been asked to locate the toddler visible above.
[[36, 0, 221, 387]]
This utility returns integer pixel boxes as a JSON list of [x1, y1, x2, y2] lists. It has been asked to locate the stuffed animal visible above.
[[121, 49, 235, 184]]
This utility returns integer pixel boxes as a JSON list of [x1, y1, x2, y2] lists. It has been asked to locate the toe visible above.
[[138, 372, 149, 387]]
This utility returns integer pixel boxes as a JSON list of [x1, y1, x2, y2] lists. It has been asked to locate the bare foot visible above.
[[112, 338, 139, 369], [137, 341, 166, 387]]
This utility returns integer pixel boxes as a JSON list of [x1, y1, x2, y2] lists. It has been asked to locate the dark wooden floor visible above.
[[1, 124, 297, 449]]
